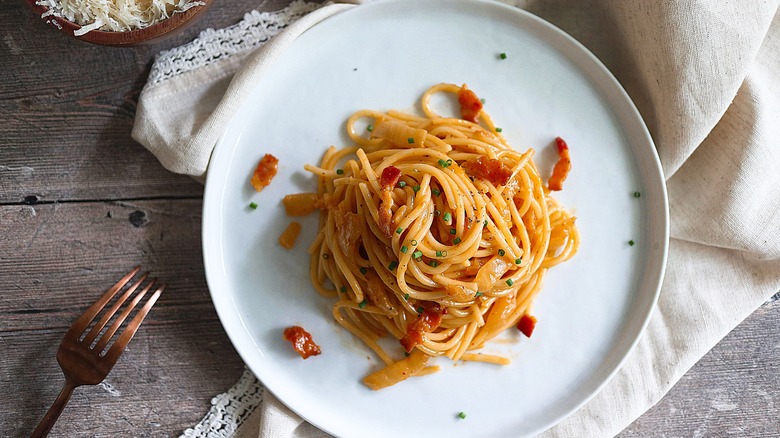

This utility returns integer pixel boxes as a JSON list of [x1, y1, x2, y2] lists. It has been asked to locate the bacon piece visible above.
[[251, 154, 279, 192], [400, 306, 443, 352], [377, 166, 402, 238], [462, 156, 512, 186], [283, 326, 321, 359], [548, 137, 572, 191], [278, 221, 301, 249], [380, 165, 402, 190], [362, 350, 430, 390], [517, 314, 537, 338], [457, 84, 483, 123]]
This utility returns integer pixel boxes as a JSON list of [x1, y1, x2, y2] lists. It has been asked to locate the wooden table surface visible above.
[[2, 1, 778, 436]]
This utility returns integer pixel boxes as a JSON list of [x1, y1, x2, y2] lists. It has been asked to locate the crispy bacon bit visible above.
[[251, 154, 279, 192], [380, 166, 402, 190], [283, 326, 321, 359], [278, 221, 302, 249], [457, 84, 483, 123], [517, 314, 537, 338], [400, 307, 443, 352], [548, 137, 571, 191], [462, 156, 512, 186], [377, 166, 402, 238]]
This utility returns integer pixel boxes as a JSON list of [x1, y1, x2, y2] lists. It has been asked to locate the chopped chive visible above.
[[398, 181, 407, 188], [515, 258, 522, 264], [366, 124, 373, 132], [495, 127, 503, 133], [480, 98, 486, 104], [322, 253, 329, 259], [407, 137, 415, 144], [248, 202, 258, 210], [340, 286, 347, 293], [483, 219, 488, 227], [413, 250, 423, 259], [404, 352, 410, 357], [628, 240, 636, 246], [434, 209, 441, 216], [429, 260, 438, 267], [500, 52, 507, 59], [396, 227, 404, 234], [359, 267, 368, 275], [506, 279, 514, 286], [403, 293, 410, 300], [436, 250, 443, 257], [388, 261, 398, 270], [475, 292, 483, 297], [453, 237, 462, 244], [413, 185, 421, 193], [400, 245, 408, 254], [443, 212, 452, 222], [438, 159, 449, 168], [416, 306, 424, 314], [446, 159, 453, 166], [498, 249, 505, 256], [359, 299, 368, 308], [411, 239, 418, 246], [450, 228, 457, 235], [432, 188, 441, 196], [336, 168, 344, 175], [457, 412, 467, 419], [633, 191, 641, 198]]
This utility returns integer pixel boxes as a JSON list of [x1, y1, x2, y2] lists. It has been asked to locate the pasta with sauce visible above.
[[296, 83, 579, 389]]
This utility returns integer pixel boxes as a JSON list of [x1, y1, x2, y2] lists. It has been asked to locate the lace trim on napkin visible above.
[[147, 0, 321, 87], [180, 368, 263, 437]]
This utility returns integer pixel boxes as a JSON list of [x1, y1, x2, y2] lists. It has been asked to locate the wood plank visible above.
[[0, 0, 322, 203]]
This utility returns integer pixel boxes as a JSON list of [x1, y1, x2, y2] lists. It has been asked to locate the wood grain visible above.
[[1, 0, 778, 437]]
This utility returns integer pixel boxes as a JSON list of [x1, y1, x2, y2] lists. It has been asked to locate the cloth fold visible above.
[[134, 1, 780, 436]]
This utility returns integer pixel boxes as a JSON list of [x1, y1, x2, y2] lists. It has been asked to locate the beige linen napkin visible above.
[[135, 1, 780, 437]]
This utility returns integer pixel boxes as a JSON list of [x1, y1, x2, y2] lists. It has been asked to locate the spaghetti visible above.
[[299, 83, 579, 389]]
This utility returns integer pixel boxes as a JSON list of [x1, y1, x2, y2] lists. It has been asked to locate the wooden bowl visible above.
[[25, 0, 215, 46]]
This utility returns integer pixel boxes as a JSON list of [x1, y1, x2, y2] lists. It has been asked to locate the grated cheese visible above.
[[36, 0, 206, 36]]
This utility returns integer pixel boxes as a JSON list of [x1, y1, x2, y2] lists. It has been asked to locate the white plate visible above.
[[202, 1, 669, 436]]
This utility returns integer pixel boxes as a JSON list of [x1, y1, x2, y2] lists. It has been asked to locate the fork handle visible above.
[[31, 379, 78, 438]]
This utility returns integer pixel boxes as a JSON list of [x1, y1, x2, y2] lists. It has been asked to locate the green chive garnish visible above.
[[498, 249, 505, 256], [400, 245, 408, 254], [429, 260, 438, 267], [453, 237, 462, 244], [396, 227, 403, 234], [249, 202, 258, 210], [483, 220, 488, 227], [434, 209, 441, 216], [360, 267, 368, 275], [413, 250, 423, 259], [403, 293, 410, 300], [416, 306, 424, 314], [500, 52, 507, 59], [413, 185, 421, 193], [495, 127, 503, 133], [432, 188, 441, 196], [436, 250, 443, 257], [480, 98, 486, 104], [443, 212, 451, 222], [407, 137, 414, 144], [475, 292, 483, 297], [411, 239, 418, 246], [633, 191, 641, 198], [629, 240, 636, 246], [336, 169, 344, 175], [398, 181, 407, 188], [322, 253, 329, 259], [450, 228, 457, 235], [438, 159, 449, 168], [388, 261, 398, 270], [457, 412, 467, 419], [506, 279, 514, 286], [446, 159, 453, 166], [366, 124, 373, 132], [340, 286, 347, 293], [359, 300, 368, 308], [515, 258, 522, 264]]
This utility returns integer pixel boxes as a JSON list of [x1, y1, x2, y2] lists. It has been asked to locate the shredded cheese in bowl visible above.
[[36, 0, 206, 35]]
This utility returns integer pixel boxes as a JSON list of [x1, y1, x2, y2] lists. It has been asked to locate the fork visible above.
[[31, 267, 165, 438]]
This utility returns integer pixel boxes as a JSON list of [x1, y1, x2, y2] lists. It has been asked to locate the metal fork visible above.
[[31, 267, 165, 438]]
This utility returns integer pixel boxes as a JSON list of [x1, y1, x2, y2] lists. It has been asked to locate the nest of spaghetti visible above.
[[284, 83, 579, 390]]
